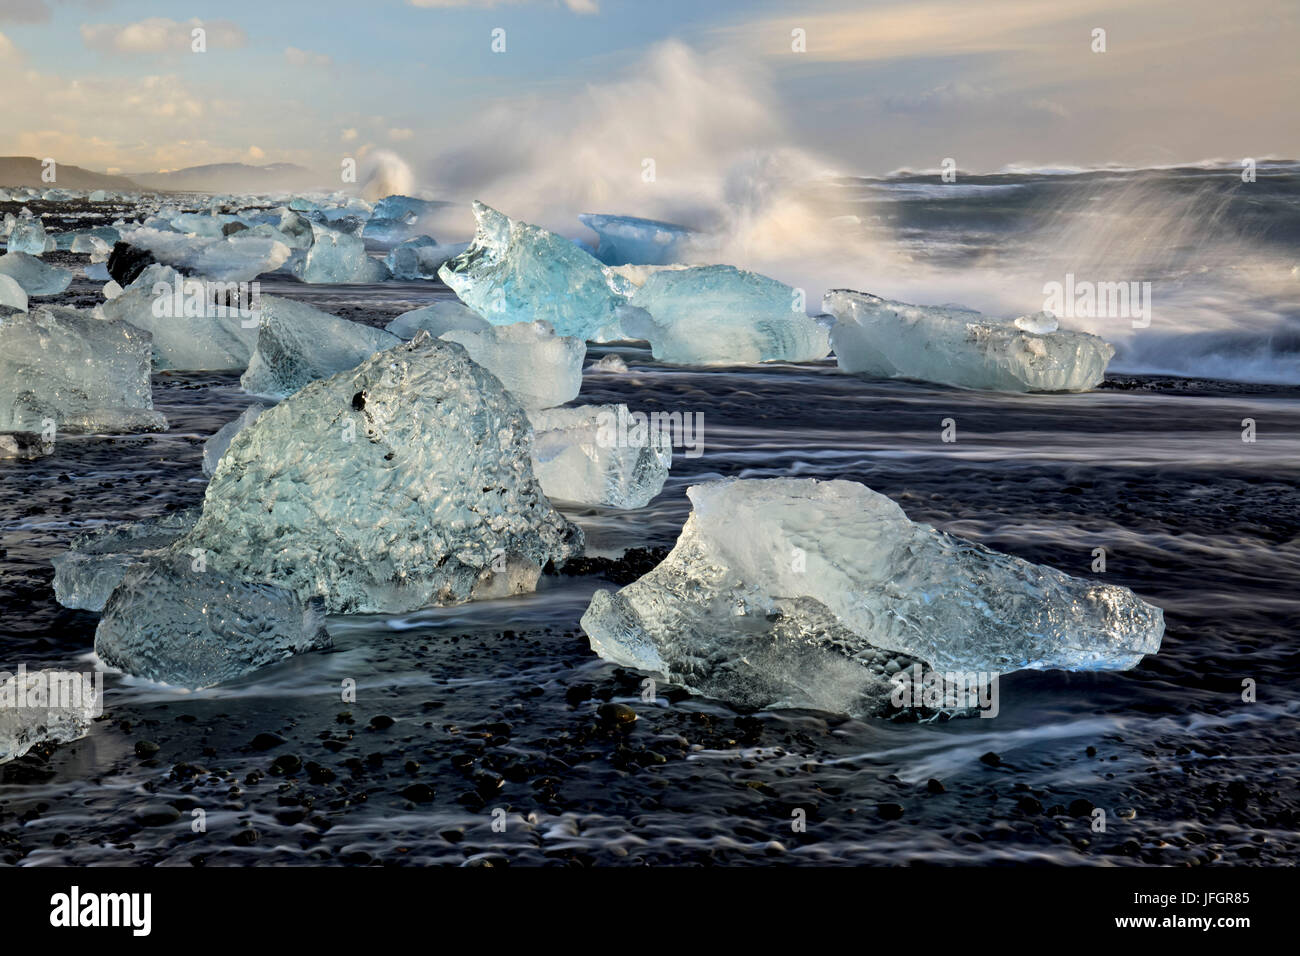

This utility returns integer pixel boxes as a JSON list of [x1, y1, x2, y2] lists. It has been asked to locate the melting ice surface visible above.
[[190, 335, 583, 614], [52, 509, 198, 612], [578, 213, 696, 266], [581, 478, 1164, 718], [529, 403, 671, 509], [438, 321, 584, 410], [825, 290, 1114, 392], [0, 669, 100, 765]]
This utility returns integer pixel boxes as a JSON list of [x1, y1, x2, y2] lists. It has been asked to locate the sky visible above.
[[0, 0, 1296, 186]]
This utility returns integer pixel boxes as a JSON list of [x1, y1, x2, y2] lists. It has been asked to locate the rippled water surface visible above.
[[2, 263, 1298, 867]]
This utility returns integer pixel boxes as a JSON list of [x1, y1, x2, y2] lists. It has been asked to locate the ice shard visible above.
[[581, 478, 1164, 718], [52, 509, 199, 611], [439, 321, 584, 410], [579, 213, 696, 266], [293, 222, 390, 283], [184, 334, 584, 613], [529, 404, 671, 509], [0, 669, 101, 765], [825, 290, 1114, 392], [0, 274, 26, 312], [438, 201, 633, 339], [240, 295, 400, 399], [0, 308, 167, 434], [5, 217, 46, 255], [119, 226, 291, 283], [384, 236, 468, 279], [94, 553, 331, 689], [99, 266, 259, 371], [625, 265, 830, 365], [385, 300, 489, 340], [0, 252, 73, 296], [202, 405, 264, 476]]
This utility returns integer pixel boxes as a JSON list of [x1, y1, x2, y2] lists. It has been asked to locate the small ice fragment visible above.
[[0, 252, 73, 296], [0, 274, 26, 312], [579, 213, 695, 265], [52, 509, 199, 611], [1013, 311, 1061, 334], [588, 354, 628, 373], [5, 217, 47, 255], [385, 300, 489, 340], [439, 321, 584, 410], [384, 236, 468, 279], [529, 404, 671, 509], [293, 222, 390, 284], [0, 669, 101, 765]]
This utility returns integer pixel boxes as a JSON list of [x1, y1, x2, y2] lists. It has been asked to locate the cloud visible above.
[[0, 29, 15, 58], [0, 0, 50, 24], [284, 45, 332, 68], [389, 127, 413, 141], [341, 128, 358, 142], [80, 17, 247, 55], [407, 0, 598, 13]]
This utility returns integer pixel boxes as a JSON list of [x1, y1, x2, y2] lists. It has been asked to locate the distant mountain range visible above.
[[127, 162, 324, 194], [0, 157, 329, 195], [0, 156, 140, 191]]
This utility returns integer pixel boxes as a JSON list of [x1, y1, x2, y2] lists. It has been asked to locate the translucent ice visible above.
[[240, 295, 400, 399], [385, 300, 489, 340], [625, 265, 830, 365], [579, 213, 696, 266], [0, 308, 167, 434], [1014, 311, 1061, 334], [5, 217, 46, 255], [439, 321, 584, 410], [120, 226, 291, 283], [529, 404, 671, 509], [99, 266, 259, 371], [438, 201, 632, 339], [94, 553, 331, 689], [202, 405, 264, 476], [293, 222, 390, 283], [52, 509, 199, 611], [384, 236, 468, 279], [187, 335, 584, 613], [0, 668, 101, 765], [0, 252, 73, 296], [581, 478, 1164, 718], [825, 290, 1114, 392], [0, 274, 26, 312]]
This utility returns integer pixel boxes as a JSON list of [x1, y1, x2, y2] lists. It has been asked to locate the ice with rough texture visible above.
[[0, 669, 101, 765], [588, 353, 628, 373], [94, 553, 331, 689], [99, 265, 258, 371], [202, 405, 264, 476], [581, 478, 1164, 718], [0, 308, 167, 434], [0, 274, 26, 311], [439, 201, 633, 339], [579, 213, 696, 266], [52, 509, 198, 611], [0, 252, 73, 295], [529, 404, 671, 509], [5, 217, 46, 255], [825, 290, 1114, 392], [294, 222, 390, 283], [187, 335, 583, 613], [384, 236, 468, 279], [240, 295, 400, 399], [625, 265, 830, 365], [120, 226, 291, 283], [439, 321, 584, 410], [385, 300, 489, 340]]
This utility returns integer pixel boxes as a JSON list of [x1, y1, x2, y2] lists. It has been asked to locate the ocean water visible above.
[[0, 164, 1297, 866]]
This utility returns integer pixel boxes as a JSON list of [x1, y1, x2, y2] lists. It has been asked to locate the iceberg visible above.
[[0, 252, 73, 296], [581, 478, 1164, 718], [293, 222, 390, 283], [52, 509, 199, 612], [625, 265, 830, 365], [119, 227, 291, 283], [99, 266, 259, 371], [529, 404, 671, 509], [94, 553, 331, 689], [0, 669, 101, 765], [186, 334, 583, 613], [579, 213, 696, 266], [384, 236, 468, 279], [825, 290, 1115, 392], [439, 321, 584, 410], [0, 308, 167, 434], [240, 295, 400, 399], [0, 274, 26, 312], [438, 201, 632, 339], [385, 300, 489, 340], [371, 195, 450, 221], [202, 405, 264, 476], [5, 217, 46, 255]]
